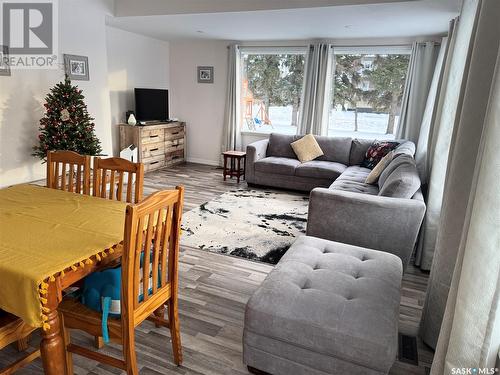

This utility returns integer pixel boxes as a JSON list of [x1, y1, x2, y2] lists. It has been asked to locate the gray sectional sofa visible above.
[[246, 133, 426, 268]]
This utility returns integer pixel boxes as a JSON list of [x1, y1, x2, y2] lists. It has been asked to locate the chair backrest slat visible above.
[[121, 187, 184, 322], [160, 206, 171, 287], [93, 157, 144, 203], [46, 151, 91, 194], [68, 164, 74, 192]]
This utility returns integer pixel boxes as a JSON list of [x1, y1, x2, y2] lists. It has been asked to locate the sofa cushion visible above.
[[361, 141, 400, 169], [336, 165, 372, 183], [314, 136, 352, 165], [365, 151, 394, 184], [379, 162, 421, 199], [295, 161, 346, 180], [291, 134, 324, 162], [254, 157, 300, 176], [329, 179, 379, 195], [349, 138, 373, 166], [394, 141, 416, 157], [245, 236, 402, 373], [378, 154, 415, 189], [267, 133, 300, 159]]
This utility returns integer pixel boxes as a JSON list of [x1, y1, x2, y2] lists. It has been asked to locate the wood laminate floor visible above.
[[1, 163, 433, 374]]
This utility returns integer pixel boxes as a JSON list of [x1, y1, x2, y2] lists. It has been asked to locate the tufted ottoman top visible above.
[[245, 235, 403, 373]]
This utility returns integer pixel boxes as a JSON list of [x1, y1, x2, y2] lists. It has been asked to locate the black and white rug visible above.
[[180, 189, 309, 264]]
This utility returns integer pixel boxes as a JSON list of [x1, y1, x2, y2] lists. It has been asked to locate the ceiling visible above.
[[107, 0, 462, 42]]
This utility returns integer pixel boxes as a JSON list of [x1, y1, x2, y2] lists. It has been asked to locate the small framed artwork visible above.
[[0, 45, 11, 76], [197, 66, 214, 83], [64, 54, 89, 81]]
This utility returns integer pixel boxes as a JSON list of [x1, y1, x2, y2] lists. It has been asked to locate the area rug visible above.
[[180, 189, 308, 264]]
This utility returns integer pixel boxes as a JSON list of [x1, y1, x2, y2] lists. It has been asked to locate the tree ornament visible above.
[[60, 108, 70, 122]]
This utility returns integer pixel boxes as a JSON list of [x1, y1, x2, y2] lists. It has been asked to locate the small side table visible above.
[[222, 151, 246, 183]]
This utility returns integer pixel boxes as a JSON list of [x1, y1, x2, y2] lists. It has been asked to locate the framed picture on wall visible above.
[[197, 66, 214, 83], [0, 45, 11, 76], [64, 54, 89, 81]]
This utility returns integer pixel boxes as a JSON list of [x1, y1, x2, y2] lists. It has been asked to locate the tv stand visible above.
[[119, 121, 186, 172]]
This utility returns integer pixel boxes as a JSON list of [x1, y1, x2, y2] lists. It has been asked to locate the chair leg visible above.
[[153, 305, 165, 328], [168, 298, 182, 365], [123, 324, 139, 375], [94, 336, 104, 349], [60, 314, 74, 375], [16, 335, 30, 351]]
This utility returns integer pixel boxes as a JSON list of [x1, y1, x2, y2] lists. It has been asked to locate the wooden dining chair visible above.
[[0, 311, 40, 375], [47, 150, 91, 195], [93, 157, 144, 204], [60, 186, 185, 375]]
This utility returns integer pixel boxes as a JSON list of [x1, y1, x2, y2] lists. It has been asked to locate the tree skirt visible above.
[[180, 189, 309, 264]]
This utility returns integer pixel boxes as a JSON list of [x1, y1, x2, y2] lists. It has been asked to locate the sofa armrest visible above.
[[245, 139, 269, 183], [306, 188, 426, 269]]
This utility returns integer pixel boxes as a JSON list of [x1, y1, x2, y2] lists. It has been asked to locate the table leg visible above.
[[243, 156, 246, 181], [41, 308, 67, 375], [237, 157, 241, 183], [223, 155, 227, 181]]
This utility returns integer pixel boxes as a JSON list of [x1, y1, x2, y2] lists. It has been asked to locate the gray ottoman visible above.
[[243, 236, 403, 375]]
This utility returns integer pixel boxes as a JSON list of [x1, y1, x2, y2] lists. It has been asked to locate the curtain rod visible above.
[[228, 42, 440, 49]]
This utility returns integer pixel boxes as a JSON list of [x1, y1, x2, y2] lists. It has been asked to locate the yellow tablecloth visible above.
[[0, 184, 127, 328]]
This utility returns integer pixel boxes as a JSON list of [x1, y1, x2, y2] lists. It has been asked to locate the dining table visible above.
[[0, 184, 128, 374]]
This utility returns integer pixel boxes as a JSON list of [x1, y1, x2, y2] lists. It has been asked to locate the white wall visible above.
[[0, 0, 114, 188], [106, 26, 170, 155], [169, 40, 228, 165]]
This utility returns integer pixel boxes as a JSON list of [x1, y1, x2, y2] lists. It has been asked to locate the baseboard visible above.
[[186, 157, 221, 167]]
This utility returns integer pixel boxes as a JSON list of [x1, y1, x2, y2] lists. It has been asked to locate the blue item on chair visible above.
[[82, 265, 122, 344], [81, 253, 160, 344]]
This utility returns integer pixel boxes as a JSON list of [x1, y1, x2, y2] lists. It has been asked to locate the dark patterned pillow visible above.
[[360, 141, 400, 169]]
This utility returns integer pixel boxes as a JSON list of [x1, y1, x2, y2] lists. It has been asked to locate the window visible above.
[[328, 49, 411, 138], [239, 47, 307, 134]]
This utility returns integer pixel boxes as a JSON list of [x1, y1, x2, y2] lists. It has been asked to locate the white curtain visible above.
[[431, 25, 500, 375], [414, 37, 449, 184], [397, 41, 441, 143], [297, 43, 334, 135], [221, 44, 241, 161], [420, 0, 500, 354], [414, 9, 473, 271]]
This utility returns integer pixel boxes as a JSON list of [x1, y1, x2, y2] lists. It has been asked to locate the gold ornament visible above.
[[60, 108, 70, 122]]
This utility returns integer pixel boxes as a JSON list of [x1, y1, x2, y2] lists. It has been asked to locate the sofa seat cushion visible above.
[[336, 166, 372, 183], [295, 161, 346, 180], [330, 166, 378, 194], [254, 157, 301, 176], [330, 179, 379, 195], [245, 236, 402, 373]]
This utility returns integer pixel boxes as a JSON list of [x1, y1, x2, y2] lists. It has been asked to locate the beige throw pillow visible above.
[[365, 151, 394, 184], [290, 134, 324, 163]]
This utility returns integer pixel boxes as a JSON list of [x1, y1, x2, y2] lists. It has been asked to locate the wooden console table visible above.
[[119, 122, 186, 172]]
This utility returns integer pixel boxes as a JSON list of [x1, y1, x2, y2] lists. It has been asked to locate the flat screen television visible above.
[[134, 88, 169, 123]]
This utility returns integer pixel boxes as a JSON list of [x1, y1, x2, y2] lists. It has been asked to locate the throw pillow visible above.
[[365, 151, 394, 184], [360, 140, 400, 169], [290, 134, 324, 163]]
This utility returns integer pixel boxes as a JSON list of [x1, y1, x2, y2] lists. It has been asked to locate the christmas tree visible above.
[[33, 76, 102, 160]]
